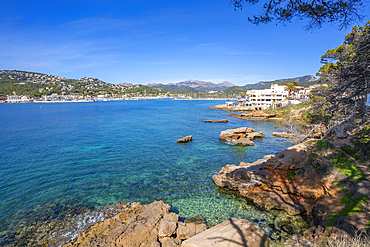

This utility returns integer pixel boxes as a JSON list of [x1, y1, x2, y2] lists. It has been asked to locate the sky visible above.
[[0, 0, 369, 86]]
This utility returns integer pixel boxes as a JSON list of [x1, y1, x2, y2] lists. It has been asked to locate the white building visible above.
[[245, 84, 290, 109], [6, 95, 21, 103]]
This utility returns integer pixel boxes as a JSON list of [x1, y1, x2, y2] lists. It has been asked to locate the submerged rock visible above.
[[219, 127, 265, 146]]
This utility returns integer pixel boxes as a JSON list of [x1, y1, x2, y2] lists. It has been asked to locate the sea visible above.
[[0, 99, 308, 246]]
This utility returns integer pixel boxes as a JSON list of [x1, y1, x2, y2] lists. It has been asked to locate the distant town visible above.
[[0, 70, 322, 106]]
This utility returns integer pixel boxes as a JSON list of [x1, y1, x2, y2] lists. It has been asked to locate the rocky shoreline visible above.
[[63, 201, 207, 247], [213, 126, 370, 242], [61, 124, 370, 246]]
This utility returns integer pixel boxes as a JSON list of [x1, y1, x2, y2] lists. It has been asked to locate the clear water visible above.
[[0, 100, 308, 246]]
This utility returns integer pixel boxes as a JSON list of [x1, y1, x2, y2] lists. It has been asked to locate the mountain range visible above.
[[145, 76, 317, 94], [244, 75, 317, 90], [1, 70, 318, 96]]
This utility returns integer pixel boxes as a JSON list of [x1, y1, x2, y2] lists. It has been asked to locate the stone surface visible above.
[[159, 238, 180, 247], [182, 218, 272, 247], [213, 141, 330, 215], [177, 222, 197, 240], [158, 221, 177, 237], [176, 135, 193, 143], [163, 212, 179, 222], [249, 110, 276, 118], [219, 127, 265, 146], [63, 201, 207, 247]]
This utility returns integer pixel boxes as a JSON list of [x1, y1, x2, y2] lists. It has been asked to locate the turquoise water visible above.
[[0, 100, 307, 246]]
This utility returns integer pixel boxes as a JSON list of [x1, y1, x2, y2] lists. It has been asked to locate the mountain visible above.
[[245, 75, 317, 90], [118, 82, 133, 87], [147, 79, 236, 93]]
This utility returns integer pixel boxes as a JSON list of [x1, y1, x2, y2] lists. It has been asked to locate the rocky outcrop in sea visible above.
[[176, 136, 193, 143], [213, 141, 328, 215], [219, 127, 264, 146]]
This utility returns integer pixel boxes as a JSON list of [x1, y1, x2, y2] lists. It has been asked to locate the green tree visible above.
[[231, 0, 365, 29], [317, 21, 370, 123]]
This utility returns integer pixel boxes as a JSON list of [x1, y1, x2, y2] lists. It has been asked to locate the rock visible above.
[[212, 141, 328, 215], [228, 111, 276, 120], [219, 127, 265, 146], [184, 215, 206, 224], [249, 110, 276, 118], [140, 240, 161, 247], [203, 119, 228, 123], [236, 138, 255, 146], [64, 201, 172, 247], [210, 105, 255, 111], [303, 226, 316, 239], [63, 200, 208, 247], [158, 221, 177, 237], [195, 224, 207, 234], [176, 135, 193, 143], [163, 213, 179, 222], [159, 238, 180, 247], [177, 222, 197, 240], [181, 218, 272, 247], [273, 132, 294, 138]]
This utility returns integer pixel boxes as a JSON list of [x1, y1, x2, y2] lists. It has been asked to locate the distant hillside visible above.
[[221, 86, 248, 95], [147, 79, 235, 93], [245, 75, 317, 90], [0, 70, 164, 97]]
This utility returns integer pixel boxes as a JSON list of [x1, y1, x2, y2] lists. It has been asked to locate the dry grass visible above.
[[312, 233, 370, 247]]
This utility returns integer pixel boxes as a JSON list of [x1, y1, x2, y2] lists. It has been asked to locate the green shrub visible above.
[[330, 152, 365, 181], [317, 139, 334, 151], [287, 170, 296, 180], [340, 192, 355, 205], [340, 145, 363, 162], [326, 195, 369, 228]]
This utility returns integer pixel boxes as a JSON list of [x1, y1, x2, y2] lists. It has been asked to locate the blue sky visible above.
[[1, 0, 369, 86]]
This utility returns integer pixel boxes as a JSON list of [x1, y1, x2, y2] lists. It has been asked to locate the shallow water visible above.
[[0, 99, 308, 246]]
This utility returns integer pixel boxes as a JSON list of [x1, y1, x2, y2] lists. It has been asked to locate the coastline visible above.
[[0, 100, 298, 246], [3, 100, 368, 246], [173, 98, 236, 101]]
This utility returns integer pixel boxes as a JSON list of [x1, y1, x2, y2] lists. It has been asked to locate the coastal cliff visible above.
[[213, 125, 370, 240]]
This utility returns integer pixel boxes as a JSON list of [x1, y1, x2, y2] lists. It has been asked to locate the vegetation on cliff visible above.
[[0, 70, 167, 98]]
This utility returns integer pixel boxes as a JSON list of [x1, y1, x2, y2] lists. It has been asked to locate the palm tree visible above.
[[284, 81, 299, 99]]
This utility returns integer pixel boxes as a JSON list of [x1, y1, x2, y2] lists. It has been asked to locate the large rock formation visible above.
[[213, 141, 334, 216], [63, 201, 207, 247], [219, 127, 264, 146]]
